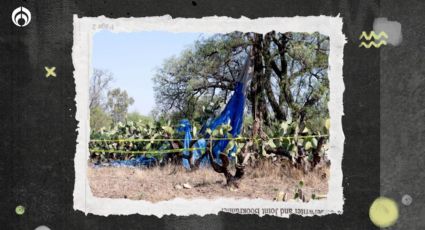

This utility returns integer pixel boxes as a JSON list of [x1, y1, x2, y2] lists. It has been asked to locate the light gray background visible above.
[[381, 1, 425, 229]]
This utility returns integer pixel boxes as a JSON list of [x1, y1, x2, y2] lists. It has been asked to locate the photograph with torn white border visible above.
[[73, 16, 345, 217]]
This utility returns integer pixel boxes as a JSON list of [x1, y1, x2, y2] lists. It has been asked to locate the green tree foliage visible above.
[[127, 111, 154, 124], [89, 68, 137, 132], [153, 31, 329, 136], [90, 33, 331, 170], [89, 120, 170, 162], [90, 69, 114, 131], [153, 32, 248, 123], [89, 69, 113, 110], [107, 88, 135, 125], [90, 106, 113, 131]]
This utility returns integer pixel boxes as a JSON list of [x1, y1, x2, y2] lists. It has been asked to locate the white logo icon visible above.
[[12, 6, 31, 27]]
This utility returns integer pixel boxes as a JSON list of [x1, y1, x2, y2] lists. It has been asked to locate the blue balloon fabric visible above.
[[177, 119, 192, 169], [192, 138, 208, 167], [174, 81, 247, 168], [97, 80, 246, 169], [109, 156, 157, 167], [106, 55, 250, 169], [201, 82, 246, 160], [107, 81, 247, 169]]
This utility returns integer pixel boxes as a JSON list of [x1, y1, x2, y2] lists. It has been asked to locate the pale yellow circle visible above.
[[369, 197, 399, 228]]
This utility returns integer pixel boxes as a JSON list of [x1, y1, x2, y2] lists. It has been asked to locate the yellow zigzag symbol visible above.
[[359, 31, 388, 40], [359, 40, 387, 48]]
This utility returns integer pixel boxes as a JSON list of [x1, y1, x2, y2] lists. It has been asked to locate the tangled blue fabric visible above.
[[174, 81, 247, 168], [177, 119, 193, 169], [99, 91, 246, 168], [186, 54, 251, 165], [108, 156, 157, 167], [108, 52, 251, 169], [191, 138, 207, 166], [202, 82, 246, 160]]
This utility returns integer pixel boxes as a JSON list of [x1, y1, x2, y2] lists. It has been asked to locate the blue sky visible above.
[[92, 31, 204, 115]]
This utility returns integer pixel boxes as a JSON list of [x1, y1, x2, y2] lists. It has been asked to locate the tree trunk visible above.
[[263, 32, 286, 121], [250, 34, 267, 139]]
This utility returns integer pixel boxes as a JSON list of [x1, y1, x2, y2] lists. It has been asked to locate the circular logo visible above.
[[12, 6, 31, 27]]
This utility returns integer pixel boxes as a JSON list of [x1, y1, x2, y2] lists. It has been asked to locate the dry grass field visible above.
[[88, 159, 329, 202]]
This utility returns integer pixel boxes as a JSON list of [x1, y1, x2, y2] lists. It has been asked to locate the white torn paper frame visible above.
[[73, 15, 346, 217]]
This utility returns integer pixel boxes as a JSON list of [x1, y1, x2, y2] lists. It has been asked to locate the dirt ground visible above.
[[88, 160, 329, 202]]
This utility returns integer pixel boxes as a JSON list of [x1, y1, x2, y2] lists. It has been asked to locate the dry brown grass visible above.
[[87, 159, 329, 202]]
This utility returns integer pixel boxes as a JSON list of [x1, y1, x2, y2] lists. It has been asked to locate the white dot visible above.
[[401, 194, 412, 206], [35, 226, 50, 230]]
